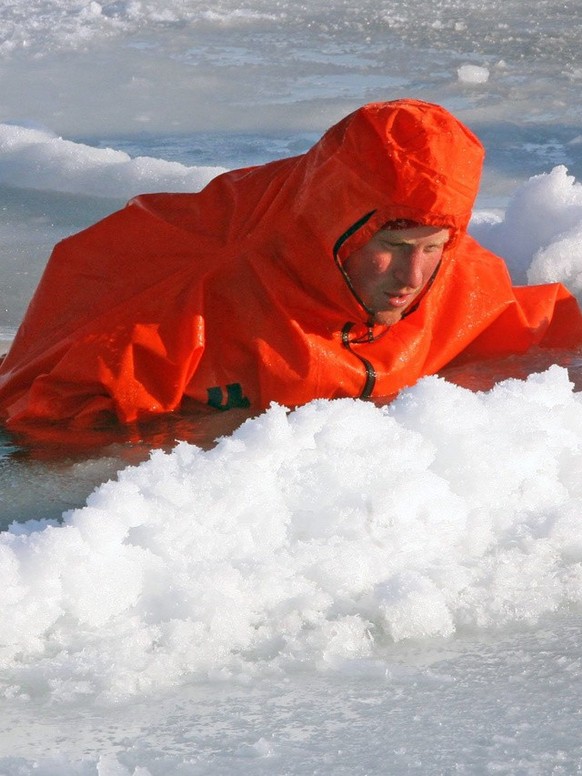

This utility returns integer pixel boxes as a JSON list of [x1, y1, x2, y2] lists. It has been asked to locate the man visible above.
[[0, 99, 581, 429]]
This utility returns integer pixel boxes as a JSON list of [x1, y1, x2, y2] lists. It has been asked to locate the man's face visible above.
[[343, 225, 450, 325]]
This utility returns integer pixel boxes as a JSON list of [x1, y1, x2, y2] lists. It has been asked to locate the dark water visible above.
[[0, 406, 256, 528]]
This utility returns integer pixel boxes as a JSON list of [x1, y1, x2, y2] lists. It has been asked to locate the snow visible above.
[[471, 165, 582, 290], [457, 64, 490, 84], [0, 124, 225, 199], [5, 368, 582, 705], [1, 0, 582, 773]]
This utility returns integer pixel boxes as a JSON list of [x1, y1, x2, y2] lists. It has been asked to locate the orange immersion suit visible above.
[[1, 99, 581, 428]]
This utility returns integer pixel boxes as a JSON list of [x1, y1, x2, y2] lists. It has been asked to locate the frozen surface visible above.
[[2, 0, 582, 773]]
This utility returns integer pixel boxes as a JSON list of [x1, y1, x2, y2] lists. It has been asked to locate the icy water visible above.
[[2, 1, 582, 773]]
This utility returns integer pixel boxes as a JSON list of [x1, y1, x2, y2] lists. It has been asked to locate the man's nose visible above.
[[393, 247, 424, 288]]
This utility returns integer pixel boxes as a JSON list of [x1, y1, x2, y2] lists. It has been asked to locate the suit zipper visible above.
[[341, 322, 376, 399]]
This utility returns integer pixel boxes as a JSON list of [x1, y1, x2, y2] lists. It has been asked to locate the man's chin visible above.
[[374, 308, 405, 326]]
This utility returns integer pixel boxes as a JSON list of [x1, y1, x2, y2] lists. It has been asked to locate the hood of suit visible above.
[[129, 99, 484, 324], [225, 99, 485, 319]]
